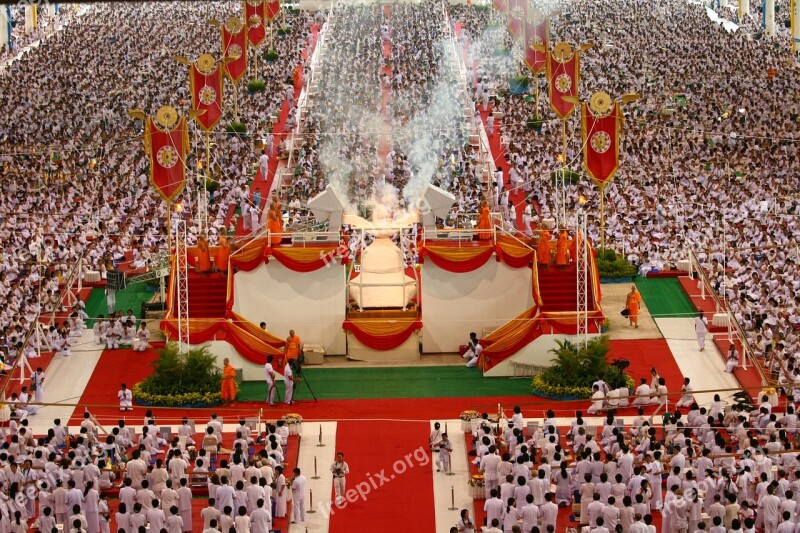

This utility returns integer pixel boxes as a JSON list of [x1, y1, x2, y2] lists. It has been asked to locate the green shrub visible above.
[[264, 49, 279, 62], [277, 26, 290, 36], [526, 115, 544, 131], [225, 122, 248, 138], [134, 344, 223, 406], [596, 248, 637, 279], [247, 79, 266, 93], [531, 337, 633, 399], [549, 168, 581, 185]]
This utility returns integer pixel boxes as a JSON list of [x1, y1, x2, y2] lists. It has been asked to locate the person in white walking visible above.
[[694, 312, 708, 351]]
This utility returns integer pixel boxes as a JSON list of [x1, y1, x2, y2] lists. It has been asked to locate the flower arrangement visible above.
[[468, 475, 485, 488], [282, 413, 303, 424], [132, 383, 222, 407], [460, 410, 480, 422]]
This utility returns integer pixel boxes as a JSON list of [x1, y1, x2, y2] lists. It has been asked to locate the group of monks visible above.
[[536, 229, 583, 269], [194, 234, 231, 274]]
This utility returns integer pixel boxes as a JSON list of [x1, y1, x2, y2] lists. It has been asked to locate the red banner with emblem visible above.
[[507, 0, 526, 38], [189, 63, 223, 132], [492, 0, 508, 14], [581, 102, 622, 186], [244, 0, 267, 46], [265, 0, 280, 21], [546, 51, 580, 119], [222, 25, 248, 83], [524, 19, 549, 74], [144, 116, 189, 202]]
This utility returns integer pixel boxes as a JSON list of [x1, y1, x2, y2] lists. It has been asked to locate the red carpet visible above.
[[181, 271, 228, 318], [70, 339, 683, 427], [329, 420, 435, 533], [537, 266, 599, 312]]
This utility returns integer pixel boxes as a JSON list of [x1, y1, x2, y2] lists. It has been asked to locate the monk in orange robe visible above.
[[477, 200, 492, 240], [268, 203, 283, 246], [196, 236, 211, 273], [555, 230, 569, 269], [215, 235, 231, 273], [284, 329, 302, 365], [220, 358, 238, 402], [626, 285, 642, 328], [537, 230, 552, 268]]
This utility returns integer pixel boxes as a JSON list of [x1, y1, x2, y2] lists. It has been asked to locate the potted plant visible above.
[[247, 79, 266, 94], [277, 25, 290, 36], [526, 115, 544, 132], [264, 49, 279, 62]]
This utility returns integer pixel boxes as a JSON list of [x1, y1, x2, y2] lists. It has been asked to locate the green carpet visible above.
[[237, 366, 531, 401], [635, 277, 697, 319], [84, 283, 156, 325]]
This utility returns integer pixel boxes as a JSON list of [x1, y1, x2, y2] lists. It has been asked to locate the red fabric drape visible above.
[[342, 319, 422, 351], [419, 245, 495, 272], [495, 237, 534, 269], [160, 318, 284, 365], [267, 246, 340, 273], [479, 307, 541, 369], [230, 239, 269, 271]]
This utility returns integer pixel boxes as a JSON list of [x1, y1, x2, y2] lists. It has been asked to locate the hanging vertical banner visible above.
[[222, 17, 248, 82], [245, 0, 267, 46], [546, 42, 581, 119], [189, 54, 223, 132], [581, 94, 622, 186], [524, 18, 549, 74], [144, 107, 190, 202], [265, 0, 281, 21], [507, 0, 526, 38], [492, 0, 508, 14]]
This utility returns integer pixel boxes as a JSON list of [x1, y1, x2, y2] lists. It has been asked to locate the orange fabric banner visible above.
[[478, 306, 541, 370], [420, 245, 495, 272]]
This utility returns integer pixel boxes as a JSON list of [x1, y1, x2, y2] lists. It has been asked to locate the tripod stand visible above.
[[291, 355, 318, 402]]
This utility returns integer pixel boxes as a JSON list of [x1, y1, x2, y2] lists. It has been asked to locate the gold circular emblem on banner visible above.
[[156, 106, 178, 129], [196, 53, 216, 75], [590, 91, 612, 115], [226, 16, 244, 33], [553, 42, 572, 61], [247, 0, 262, 5]]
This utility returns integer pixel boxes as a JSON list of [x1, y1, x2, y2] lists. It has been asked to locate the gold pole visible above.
[[205, 130, 211, 180], [253, 45, 259, 80], [166, 200, 173, 253], [561, 118, 567, 161], [233, 82, 240, 123], [534, 73, 539, 115], [270, 20, 274, 51], [599, 184, 606, 251]]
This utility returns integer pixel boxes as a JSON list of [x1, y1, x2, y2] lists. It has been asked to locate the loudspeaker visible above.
[[106, 270, 126, 291]]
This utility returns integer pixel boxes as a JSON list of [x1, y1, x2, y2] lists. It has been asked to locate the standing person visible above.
[[196, 236, 211, 273], [537, 229, 552, 268], [439, 433, 453, 474], [274, 466, 287, 518], [32, 367, 44, 405], [283, 360, 295, 405], [331, 452, 349, 504], [477, 199, 492, 240], [220, 358, 237, 403], [215, 235, 230, 274], [105, 288, 116, 315], [117, 384, 132, 412], [626, 285, 642, 328], [259, 149, 269, 182], [522, 199, 533, 235], [695, 312, 708, 351], [290, 467, 306, 524], [284, 329, 302, 365], [264, 355, 277, 406]]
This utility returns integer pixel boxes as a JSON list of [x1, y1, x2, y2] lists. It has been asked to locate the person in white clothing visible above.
[[259, 149, 269, 182], [133, 322, 151, 352], [32, 367, 45, 404], [264, 355, 277, 406], [290, 467, 306, 524], [463, 332, 483, 368], [331, 452, 350, 504], [118, 384, 133, 412], [284, 362, 295, 405], [695, 313, 708, 351]]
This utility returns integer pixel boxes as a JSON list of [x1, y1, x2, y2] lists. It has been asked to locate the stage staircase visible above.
[[179, 271, 227, 318], [537, 266, 598, 312]]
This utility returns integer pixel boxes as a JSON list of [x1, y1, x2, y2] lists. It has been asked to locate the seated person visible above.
[[587, 384, 606, 414], [462, 332, 483, 368]]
